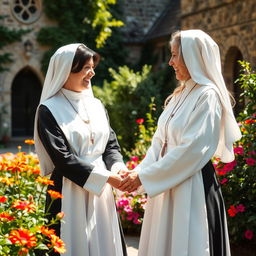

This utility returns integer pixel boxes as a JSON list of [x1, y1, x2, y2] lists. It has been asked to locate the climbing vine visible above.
[[0, 15, 28, 72]]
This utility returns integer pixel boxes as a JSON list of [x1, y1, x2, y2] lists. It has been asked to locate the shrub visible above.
[[214, 61, 256, 246], [93, 65, 175, 153]]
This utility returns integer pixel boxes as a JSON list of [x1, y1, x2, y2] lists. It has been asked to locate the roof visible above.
[[144, 0, 181, 42]]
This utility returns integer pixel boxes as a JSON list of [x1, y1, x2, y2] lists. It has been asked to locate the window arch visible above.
[[11, 0, 42, 24], [224, 46, 244, 116]]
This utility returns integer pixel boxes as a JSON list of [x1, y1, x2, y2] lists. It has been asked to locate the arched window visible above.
[[224, 46, 244, 116], [11, 67, 42, 136], [11, 0, 42, 24]]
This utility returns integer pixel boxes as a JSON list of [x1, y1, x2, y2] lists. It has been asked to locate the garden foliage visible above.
[[93, 65, 175, 152], [0, 142, 65, 255]]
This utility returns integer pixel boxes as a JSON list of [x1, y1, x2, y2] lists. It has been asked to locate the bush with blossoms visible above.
[[0, 142, 66, 255], [213, 61, 256, 246], [116, 99, 157, 233]]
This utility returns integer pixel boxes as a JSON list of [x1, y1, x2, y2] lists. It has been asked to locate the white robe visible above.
[[136, 79, 231, 256], [41, 88, 124, 256]]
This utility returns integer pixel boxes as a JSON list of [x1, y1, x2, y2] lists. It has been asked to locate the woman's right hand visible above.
[[107, 174, 122, 189]]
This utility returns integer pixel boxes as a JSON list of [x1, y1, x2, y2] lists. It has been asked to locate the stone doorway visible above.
[[11, 67, 42, 137], [224, 46, 244, 116]]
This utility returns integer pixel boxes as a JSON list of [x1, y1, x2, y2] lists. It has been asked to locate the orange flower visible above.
[[56, 211, 65, 220], [36, 176, 54, 186], [48, 190, 63, 199], [0, 177, 14, 185], [32, 167, 40, 174], [9, 228, 37, 248], [50, 235, 66, 254], [0, 212, 15, 221], [24, 139, 35, 145], [37, 226, 56, 238], [12, 200, 36, 213], [18, 247, 29, 256]]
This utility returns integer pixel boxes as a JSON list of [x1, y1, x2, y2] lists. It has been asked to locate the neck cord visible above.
[[60, 90, 95, 144], [161, 83, 197, 157]]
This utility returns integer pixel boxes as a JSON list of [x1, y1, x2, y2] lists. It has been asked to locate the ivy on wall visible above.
[[0, 16, 28, 73], [37, 0, 127, 85]]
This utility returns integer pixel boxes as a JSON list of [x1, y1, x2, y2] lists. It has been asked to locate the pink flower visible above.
[[117, 199, 129, 208], [136, 119, 144, 124], [248, 151, 256, 155], [244, 230, 254, 240], [131, 156, 139, 162], [220, 178, 228, 185], [234, 146, 244, 155], [236, 204, 245, 212], [246, 158, 256, 166]]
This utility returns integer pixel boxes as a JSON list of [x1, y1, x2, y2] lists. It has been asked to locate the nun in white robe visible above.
[[34, 44, 127, 256], [134, 30, 242, 256]]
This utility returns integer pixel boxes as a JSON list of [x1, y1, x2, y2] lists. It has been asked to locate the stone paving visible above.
[[126, 235, 139, 256]]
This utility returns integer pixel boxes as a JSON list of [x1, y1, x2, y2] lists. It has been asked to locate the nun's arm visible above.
[[37, 105, 110, 196]]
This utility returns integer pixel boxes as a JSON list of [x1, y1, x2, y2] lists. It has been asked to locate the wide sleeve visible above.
[[37, 105, 110, 195], [102, 107, 127, 172], [137, 89, 222, 197]]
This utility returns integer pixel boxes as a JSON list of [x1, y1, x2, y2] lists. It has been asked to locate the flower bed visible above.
[[0, 147, 65, 255]]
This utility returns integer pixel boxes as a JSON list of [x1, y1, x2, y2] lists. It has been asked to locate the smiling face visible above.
[[63, 57, 95, 92], [168, 40, 191, 82]]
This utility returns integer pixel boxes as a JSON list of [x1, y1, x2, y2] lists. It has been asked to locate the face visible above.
[[63, 57, 95, 92], [168, 41, 191, 81]]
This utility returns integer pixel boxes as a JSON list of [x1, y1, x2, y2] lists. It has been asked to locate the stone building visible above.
[[0, 0, 54, 140], [0, 0, 255, 142], [181, 0, 256, 115]]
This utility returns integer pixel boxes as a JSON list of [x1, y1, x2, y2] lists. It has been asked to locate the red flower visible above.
[[48, 190, 63, 199], [9, 228, 37, 248], [0, 212, 15, 221], [18, 248, 29, 256], [0, 196, 7, 203], [244, 119, 256, 124], [136, 118, 144, 124], [245, 158, 256, 166], [12, 200, 36, 213], [227, 205, 237, 217], [244, 230, 254, 240]]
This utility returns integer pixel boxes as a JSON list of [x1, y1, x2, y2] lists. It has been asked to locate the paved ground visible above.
[[125, 235, 139, 256], [0, 141, 140, 255]]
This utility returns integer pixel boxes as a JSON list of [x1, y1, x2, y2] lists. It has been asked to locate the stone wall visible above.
[[181, 0, 256, 66], [0, 0, 54, 137], [180, 0, 256, 105]]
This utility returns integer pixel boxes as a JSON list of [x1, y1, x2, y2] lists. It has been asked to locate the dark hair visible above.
[[71, 45, 100, 73]]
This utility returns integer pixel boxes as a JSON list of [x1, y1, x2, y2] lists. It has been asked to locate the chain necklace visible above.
[[160, 83, 197, 157], [61, 90, 95, 144]]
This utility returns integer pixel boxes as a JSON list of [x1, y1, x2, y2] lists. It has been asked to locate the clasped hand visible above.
[[108, 170, 142, 193]]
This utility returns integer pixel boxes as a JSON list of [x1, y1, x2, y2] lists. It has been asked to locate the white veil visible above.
[[180, 29, 241, 163], [34, 43, 94, 176]]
